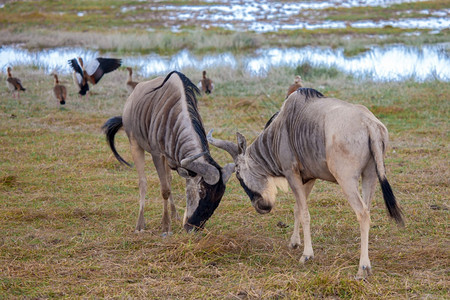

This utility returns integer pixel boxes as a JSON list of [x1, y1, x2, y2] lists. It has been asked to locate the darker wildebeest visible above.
[[208, 87, 404, 279], [103, 71, 234, 235]]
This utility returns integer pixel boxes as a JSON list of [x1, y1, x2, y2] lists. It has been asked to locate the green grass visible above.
[[0, 65, 449, 298]]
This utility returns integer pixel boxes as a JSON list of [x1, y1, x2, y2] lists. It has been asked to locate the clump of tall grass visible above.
[[295, 62, 341, 80]]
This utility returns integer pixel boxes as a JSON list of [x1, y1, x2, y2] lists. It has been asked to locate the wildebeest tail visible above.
[[367, 125, 404, 226], [102, 116, 131, 167]]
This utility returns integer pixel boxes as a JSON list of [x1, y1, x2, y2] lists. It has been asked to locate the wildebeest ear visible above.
[[177, 167, 191, 179], [236, 132, 246, 155], [221, 163, 235, 184]]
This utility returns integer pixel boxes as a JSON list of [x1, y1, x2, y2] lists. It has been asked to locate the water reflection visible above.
[[1, 44, 449, 82], [142, 0, 449, 32]]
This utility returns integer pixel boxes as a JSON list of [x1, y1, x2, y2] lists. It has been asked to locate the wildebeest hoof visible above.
[[184, 223, 194, 233], [134, 228, 145, 233], [356, 265, 372, 280], [300, 255, 314, 264], [161, 231, 173, 238], [289, 242, 300, 249]]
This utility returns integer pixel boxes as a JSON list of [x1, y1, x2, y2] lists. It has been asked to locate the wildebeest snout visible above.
[[252, 197, 272, 214]]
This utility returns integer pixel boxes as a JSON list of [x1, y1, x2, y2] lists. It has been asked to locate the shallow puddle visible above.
[[1, 44, 448, 82], [133, 0, 448, 32]]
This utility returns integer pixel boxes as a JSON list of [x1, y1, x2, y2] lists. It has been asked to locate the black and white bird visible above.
[[68, 57, 121, 98]]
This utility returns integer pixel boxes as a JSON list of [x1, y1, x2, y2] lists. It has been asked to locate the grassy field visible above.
[[1, 0, 449, 298], [0, 65, 448, 298]]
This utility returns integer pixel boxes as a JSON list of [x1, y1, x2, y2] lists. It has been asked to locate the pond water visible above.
[[1, 44, 449, 82], [135, 0, 448, 32]]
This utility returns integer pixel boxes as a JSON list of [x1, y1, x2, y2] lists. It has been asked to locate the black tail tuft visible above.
[[380, 178, 404, 226], [102, 116, 131, 167]]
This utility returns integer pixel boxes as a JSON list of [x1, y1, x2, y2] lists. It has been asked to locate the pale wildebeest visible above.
[[208, 87, 404, 279], [102, 71, 234, 235]]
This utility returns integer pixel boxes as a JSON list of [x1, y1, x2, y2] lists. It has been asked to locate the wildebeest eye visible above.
[[199, 185, 206, 198]]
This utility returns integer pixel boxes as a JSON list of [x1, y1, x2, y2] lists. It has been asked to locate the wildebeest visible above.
[[208, 87, 404, 279], [102, 71, 234, 235]]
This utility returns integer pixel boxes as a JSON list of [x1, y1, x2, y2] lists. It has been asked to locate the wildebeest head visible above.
[[207, 130, 278, 214], [178, 152, 235, 231]]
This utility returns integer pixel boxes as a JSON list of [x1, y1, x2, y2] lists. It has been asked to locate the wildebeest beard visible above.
[[186, 177, 226, 230], [237, 176, 262, 203]]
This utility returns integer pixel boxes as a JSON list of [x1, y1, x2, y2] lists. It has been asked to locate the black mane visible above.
[[151, 71, 220, 169], [297, 87, 324, 101], [264, 111, 279, 129]]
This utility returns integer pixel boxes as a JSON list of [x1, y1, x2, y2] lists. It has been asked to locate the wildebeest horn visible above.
[[181, 152, 220, 185], [181, 151, 207, 165], [207, 129, 239, 160], [221, 163, 235, 184]]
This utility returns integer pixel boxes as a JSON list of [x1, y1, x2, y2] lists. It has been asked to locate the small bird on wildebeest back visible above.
[[6, 67, 26, 99], [286, 75, 303, 98], [68, 57, 121, 99]]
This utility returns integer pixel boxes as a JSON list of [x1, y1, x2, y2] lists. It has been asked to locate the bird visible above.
[[68, 57, 122, 99], [125, 67, 139, 93], [51, 73, 67, 105], [286, 75, 303, 98], [6, 67, 26, 98], [198, 70, 214, 94]]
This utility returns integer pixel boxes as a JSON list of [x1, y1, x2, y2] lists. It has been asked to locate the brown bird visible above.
[[51, 73, 67, 105], [6, 67, 26, 98], [68, 57, 122, 99], [126, 67, 139, 93], [286, 75, 303, 98], [199, 70, 214, 94]]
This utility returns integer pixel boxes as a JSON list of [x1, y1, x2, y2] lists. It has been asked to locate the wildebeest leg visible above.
[[130, 138, 147, 233], [151, 155, 173, 236], [285, 172, 315, 263], [163, 160, 180, 221], [337, 175, 372, 279], [362, 160, 377, 209]]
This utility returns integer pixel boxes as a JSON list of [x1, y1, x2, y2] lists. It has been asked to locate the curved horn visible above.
[[221, 163, 235, 184], [181, 151, 207, 166], [181, 152, 220, 185], [207, 129, 239, 160]]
